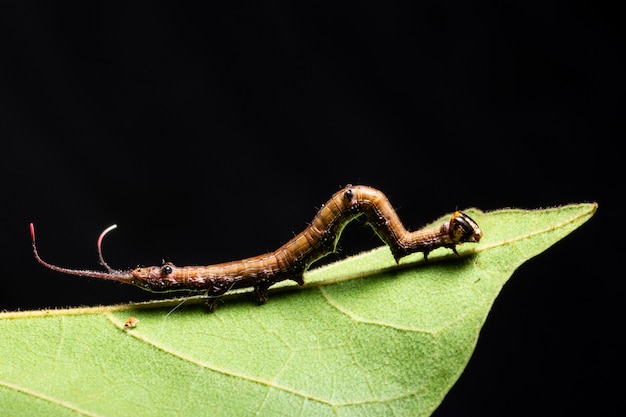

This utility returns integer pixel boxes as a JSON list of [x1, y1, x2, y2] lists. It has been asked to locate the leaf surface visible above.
[[0, 203, 596, 416]]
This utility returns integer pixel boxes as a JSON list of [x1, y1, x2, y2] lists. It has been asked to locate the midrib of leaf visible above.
[[104, 305, 441, 408], [0, 380, 102, 417], [103, 312, 341, 407]]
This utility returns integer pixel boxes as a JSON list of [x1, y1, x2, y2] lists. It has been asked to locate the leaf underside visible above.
[[0, 203, 597, 417]]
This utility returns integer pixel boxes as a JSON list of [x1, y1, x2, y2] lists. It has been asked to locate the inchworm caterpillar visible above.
[[30, 185, 482, 311]]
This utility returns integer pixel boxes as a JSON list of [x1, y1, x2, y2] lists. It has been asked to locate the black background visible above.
[[1, 3, 620, 416]]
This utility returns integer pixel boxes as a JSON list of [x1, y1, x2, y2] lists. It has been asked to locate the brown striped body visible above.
[[31, 185, 482, 311]]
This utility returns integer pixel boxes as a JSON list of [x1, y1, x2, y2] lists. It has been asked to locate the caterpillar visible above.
[[30, 185, 482, 311]]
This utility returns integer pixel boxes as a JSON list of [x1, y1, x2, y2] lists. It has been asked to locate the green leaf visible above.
[[0, 203, 596, 417]]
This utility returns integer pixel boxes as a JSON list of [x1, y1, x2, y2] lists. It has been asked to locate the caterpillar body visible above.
[[30, 185, 482, 311]]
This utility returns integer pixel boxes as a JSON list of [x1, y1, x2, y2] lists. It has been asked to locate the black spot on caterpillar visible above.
[[30, 185, 482, 311]]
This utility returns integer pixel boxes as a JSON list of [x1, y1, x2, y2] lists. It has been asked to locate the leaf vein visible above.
[[0, 379, 105, 417]]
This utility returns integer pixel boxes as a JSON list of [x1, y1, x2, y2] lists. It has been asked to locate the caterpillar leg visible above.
[[203, 286, 230, 313], [254, 284, 270, 305], [204, 298, 219, 313], [291, 274, 304, 286]]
